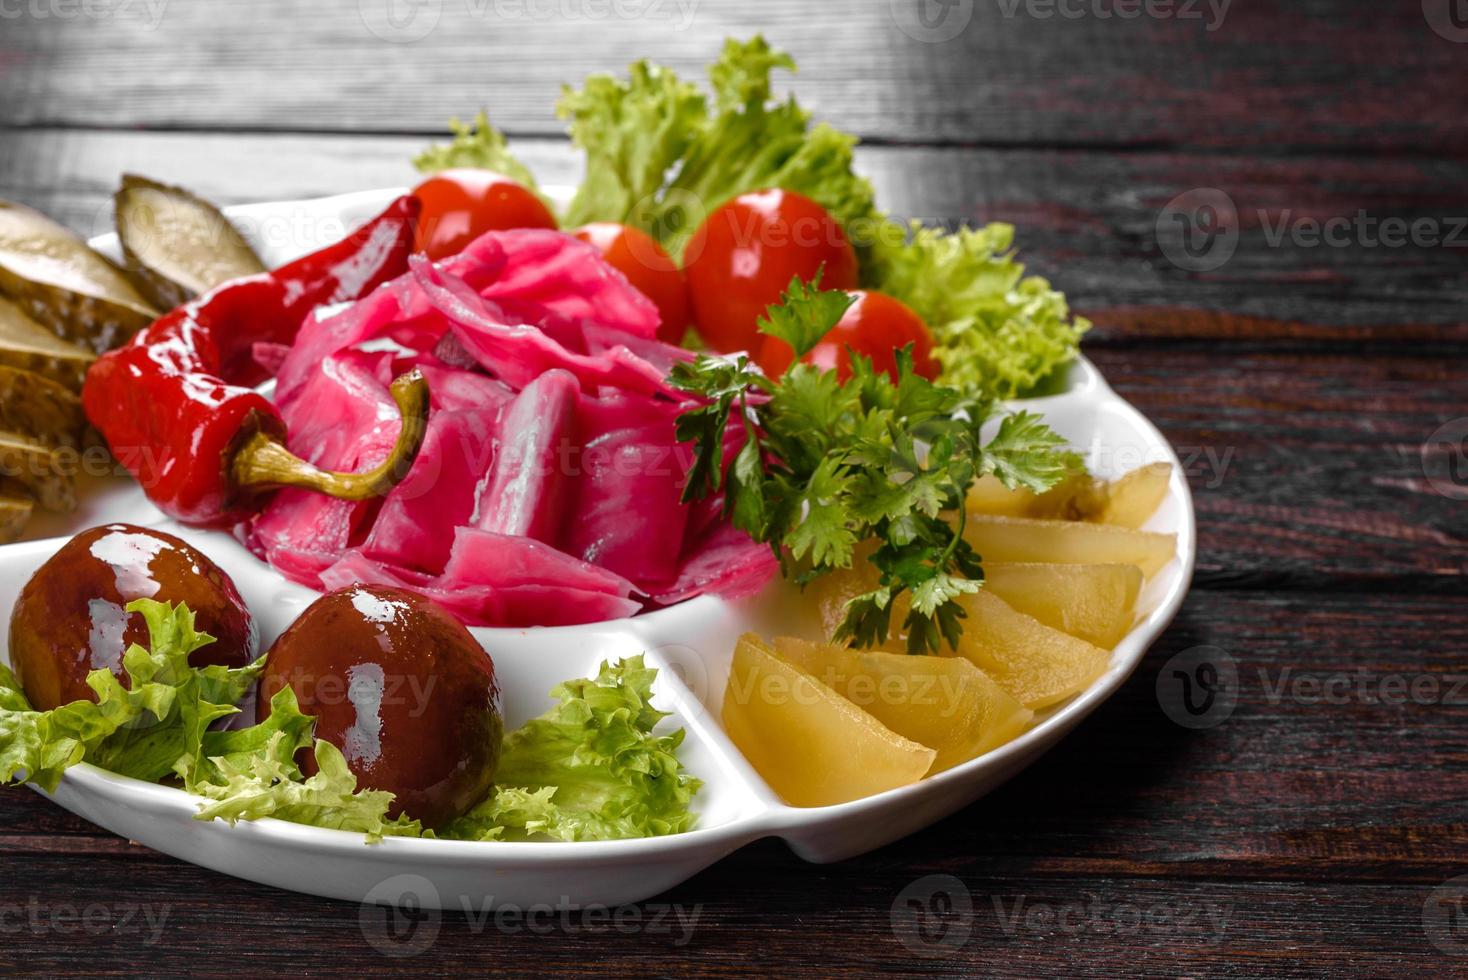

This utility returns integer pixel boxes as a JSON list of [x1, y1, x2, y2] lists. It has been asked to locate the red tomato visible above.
[[572, 223, 690, 344], [411, 169, 558, 260], [757, 290, 940, 382], [683, 189, 859, 354]]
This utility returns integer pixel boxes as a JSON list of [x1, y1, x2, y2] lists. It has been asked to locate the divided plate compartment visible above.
[[0, 190, 1195, 910]]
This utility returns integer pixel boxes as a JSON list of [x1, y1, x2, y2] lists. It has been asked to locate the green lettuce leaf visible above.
[[444, 655, 700, 842], [0, 600, 262, 792], [557, 60, 707, 230], [2, 605, 697, 843], [190, 689, 422, 844], [652, 37, 878, 257], [864, 221, 1090, 399], [413, 111, 541, 192], [556, 36, 877, 258], [551, 36, 1084, 397]]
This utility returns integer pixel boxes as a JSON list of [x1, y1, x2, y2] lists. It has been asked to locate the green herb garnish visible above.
[[672, 279, 1080, 654]]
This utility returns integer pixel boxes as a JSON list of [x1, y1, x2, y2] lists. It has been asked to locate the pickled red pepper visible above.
[[83, 196, 430, 527]]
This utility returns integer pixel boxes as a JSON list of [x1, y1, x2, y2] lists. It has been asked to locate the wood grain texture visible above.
[[2, 0, 1465, 152], [1088, 348, 1468, 590], [4, 129, 1468, 329], [0, 590, 1462, 975], [3, 0, 1466, 973]]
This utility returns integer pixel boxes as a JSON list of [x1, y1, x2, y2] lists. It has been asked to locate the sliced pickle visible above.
[[0, 364, 86, 448], [115, 174, 266, 310], [0, 199, 158, 354], [0, 429, 75, 512], [0, 476, 33, 544], [0, 295, 95, 391]]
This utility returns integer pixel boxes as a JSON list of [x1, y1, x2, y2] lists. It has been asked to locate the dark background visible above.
[[2, 1, 1467, 975]]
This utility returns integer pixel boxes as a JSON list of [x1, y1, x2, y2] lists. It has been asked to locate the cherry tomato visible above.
[[683, 189, 859, 354], [572, 223, 691, 344], [411, 169, 558, 260], [757, 290, 940, 382]]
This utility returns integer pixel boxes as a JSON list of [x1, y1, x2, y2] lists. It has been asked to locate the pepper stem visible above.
[[231, 369, 431, 501]]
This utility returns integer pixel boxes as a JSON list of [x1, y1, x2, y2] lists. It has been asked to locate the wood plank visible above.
[[1087, 348, 1468, 588], [0, 1, 1463, 151], [2, 590, 1463, 884], [4, 129, 1468, 330], [0, 133, 1463, 586], [0, 851, 1454, 977]]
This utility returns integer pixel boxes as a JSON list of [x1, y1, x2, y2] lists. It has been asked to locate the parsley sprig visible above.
[[671, 277, 1080, 654]]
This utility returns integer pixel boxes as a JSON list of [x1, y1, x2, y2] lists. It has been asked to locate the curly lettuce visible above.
[[1, 612, 696, 842], [446, 655, 700, 842], [189, 687, 421, 842], [556, 37, 877, 258], [557, 59, 707, 231], [864, 221, 1091, 399], [544, 36, 1085, 398], [0, 600, 262, 792], [413, 111, 541, 192]]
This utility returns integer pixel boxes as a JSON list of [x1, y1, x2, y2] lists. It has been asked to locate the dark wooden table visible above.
[[3, 2, 1466, 975]]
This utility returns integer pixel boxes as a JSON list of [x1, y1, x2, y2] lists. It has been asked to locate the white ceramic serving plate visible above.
[[0, 189, 1195, 911]]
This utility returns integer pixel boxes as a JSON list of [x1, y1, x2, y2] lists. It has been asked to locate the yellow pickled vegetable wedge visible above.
[[965, 473, 1059, 517], [1096, 462, 1171, 529], [951, 591, 1112, 710], [722, 634, 935, 807], [966, 462, 1172, 529], [963, 514, 1176, 578], [984, 562, 1142, 649], [772, 637, 1033, 773]]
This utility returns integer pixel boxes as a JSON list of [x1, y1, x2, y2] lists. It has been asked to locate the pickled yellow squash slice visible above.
[[771, 637, 1033, 773], [951, 591, 1111, 710], [722, 634, 935, 807], [983, 562, 1142, 649]]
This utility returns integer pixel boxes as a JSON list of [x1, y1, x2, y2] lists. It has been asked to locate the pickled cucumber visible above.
[[115, 175, 266, 310], [0, 477, 32, 544], [0, 200, 158, 354], [0, 365, 86, 448], [0, 296, 95, 391], [0, 429, 74, 512]]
